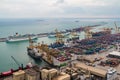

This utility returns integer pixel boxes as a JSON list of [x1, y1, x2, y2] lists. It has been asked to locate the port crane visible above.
[[28, 36, 34, 49], [114, 22, 120, 33], [11, 56, 22, 68], [55, 29, 64, 43], [70, 30, 79, 38], [103, 28, 111, 31], [84, 27, 93, 39], [100, 28, 112, 34]]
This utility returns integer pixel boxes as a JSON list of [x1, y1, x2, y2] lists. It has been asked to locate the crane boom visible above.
[[114, 22, 117, 29], [114, 22, 119, 33], [11, 56, 20, 67]]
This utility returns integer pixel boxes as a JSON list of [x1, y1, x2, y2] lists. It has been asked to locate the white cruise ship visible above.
[[6, 33, 38, 42]]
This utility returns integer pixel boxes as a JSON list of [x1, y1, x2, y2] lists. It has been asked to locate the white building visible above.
[[107, 68, 117, 80], [13, 70, 25, 80], [52, 57, 70, 66], [116, 43, 120, 51], [109, 51, 120, 58]]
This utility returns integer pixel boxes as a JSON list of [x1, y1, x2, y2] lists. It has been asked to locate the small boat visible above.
[[63, 32, 70, 37], [75, 20, 79, 22], [6, 33, 38, 42], [27, 48, 42, 60], [48, 32, 70, 38], [1, 70, 13, 76], [48, 34, 56, 38]]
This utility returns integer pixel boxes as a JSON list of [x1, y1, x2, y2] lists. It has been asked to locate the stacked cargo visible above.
[[92, 30, 111, 37], [40, 47, 73, 66], [52, 51, 72, 66], [99, 59, 120, 67], [55, 33, 120, 56], [49, 42, 64, 48]]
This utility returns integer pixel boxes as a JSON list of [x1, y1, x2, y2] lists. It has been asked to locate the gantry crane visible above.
[[11, 56, 23, 69], [70, 30, 79, 37], [28, 36, 34, 49], [84, 27, 93, 39], [114, 22, 119, 33], [101, 27, 111, 34], [55, 29, 64, 43], [103, 28, 111, 31]]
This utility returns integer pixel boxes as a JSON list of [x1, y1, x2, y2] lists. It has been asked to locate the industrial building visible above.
[[41, 68, 58, 80], [108, 51, 120, 59], [25, 69, 40, 80], [74, 63, 118, 80], [52, 72, 70, 80], [13, 70, 25, 80]]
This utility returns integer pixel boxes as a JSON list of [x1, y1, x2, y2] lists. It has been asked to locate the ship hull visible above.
[[6, 36, 37, 43], [48, 35, 56, 38], [27, 48, 42, 60]]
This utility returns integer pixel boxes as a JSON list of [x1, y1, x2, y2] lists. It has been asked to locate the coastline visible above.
[[0, 24, 101, 42]]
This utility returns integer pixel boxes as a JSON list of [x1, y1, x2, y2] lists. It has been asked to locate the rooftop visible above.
[[75, 63, 107, 78], [13, 70, 25, 76], [25, 69, 38, 76], [109, 51, 120, 56], [52, 72, 70, 80]]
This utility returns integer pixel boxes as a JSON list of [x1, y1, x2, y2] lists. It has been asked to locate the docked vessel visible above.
[[6, 33, 38, 42], [48, 34, 56, 38], [48, 33, 69, 38], [27, 47, 42, 60], [67, 32, 79, 41], [49, 42, 64, 48], [48, 29, 70, 38]]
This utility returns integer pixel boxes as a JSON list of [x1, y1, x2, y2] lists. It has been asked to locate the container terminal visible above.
[[0, 24, 101, 42], [0, 23, 120, 80]]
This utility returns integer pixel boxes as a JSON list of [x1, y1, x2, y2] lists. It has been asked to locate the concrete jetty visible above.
[[0, 38, 7, 42]]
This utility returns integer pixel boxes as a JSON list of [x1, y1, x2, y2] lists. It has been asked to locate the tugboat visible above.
[[6, 33, 38, 42]]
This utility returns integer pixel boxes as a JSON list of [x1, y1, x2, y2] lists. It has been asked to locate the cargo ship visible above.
[[27, 40, 73, 67], [49, 42, 64, 48], [48, 32, 70, 38], [48, 33, 56, 38], [0, 63, 33, 78], [92, 30, 111, 37], [6, 33, 38, 42], [27, 47, 42, 60]]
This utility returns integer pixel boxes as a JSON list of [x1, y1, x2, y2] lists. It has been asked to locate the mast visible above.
[[28, 35, 34, 48], [11, 56, 20, 67], [114, 22, 119, 33]]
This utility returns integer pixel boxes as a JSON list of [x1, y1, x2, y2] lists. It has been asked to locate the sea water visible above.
[[0, 18, 120, 72]]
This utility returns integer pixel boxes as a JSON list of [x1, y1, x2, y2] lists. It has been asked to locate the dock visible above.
[[0, 34, 48, 42], [0, 38, 7, 42], [0, 24, 102, 42]]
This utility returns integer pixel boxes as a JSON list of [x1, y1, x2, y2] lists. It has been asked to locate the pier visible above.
[[0, 24, 102, 42], [0, 33, 48, 42], [0, 38, 7, 42]]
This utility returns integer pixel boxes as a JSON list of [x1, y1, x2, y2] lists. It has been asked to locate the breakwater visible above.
[[0, 24, 101, 42]]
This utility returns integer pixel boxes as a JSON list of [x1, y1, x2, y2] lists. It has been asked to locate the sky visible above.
[[0, 0, 120, 18]]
